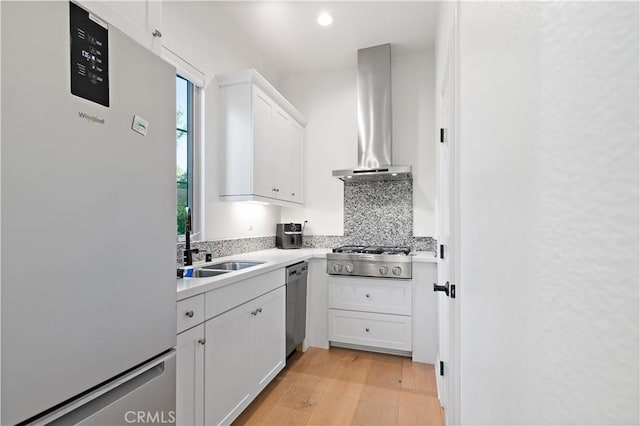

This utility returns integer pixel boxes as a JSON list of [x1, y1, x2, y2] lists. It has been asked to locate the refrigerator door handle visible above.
[[29, 350, 176, 426]]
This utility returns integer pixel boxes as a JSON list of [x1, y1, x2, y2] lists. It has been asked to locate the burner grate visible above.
[[332, 245, 411, 255]]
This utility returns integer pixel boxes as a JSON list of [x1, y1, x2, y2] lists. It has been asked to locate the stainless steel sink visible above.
[[201, 261, 265, 271], [190, 269, 230, 278]]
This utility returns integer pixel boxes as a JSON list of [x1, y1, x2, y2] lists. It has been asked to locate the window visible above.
[[176, 75, 200, 237]]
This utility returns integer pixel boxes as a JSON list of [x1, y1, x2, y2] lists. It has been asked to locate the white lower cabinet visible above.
[[176, 324, 205, 426], [176, 270, 286, 426], [204, 286, 286, 425], [328, 277, 413, 353]]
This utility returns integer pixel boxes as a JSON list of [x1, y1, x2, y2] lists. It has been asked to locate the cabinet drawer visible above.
[[205, 269, 284, 320], [328, 309, 412, 351], [177, 294, 205, 333], [328, 278, 411, 315]]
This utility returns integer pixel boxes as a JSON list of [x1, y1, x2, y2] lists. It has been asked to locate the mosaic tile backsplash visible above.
[[302, 235, 437, 252], [177, 236, 275, 266], [343, 180, 414, 246]]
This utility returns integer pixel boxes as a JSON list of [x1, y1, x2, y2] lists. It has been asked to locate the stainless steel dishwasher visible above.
[[286, 261, 308, 357]]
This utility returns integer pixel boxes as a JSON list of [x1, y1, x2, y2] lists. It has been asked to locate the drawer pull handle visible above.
[[365, 293, 371, 299], [365, 328, 370, 333], [185, 310, 195, 318], [198, 338, 206, 345]]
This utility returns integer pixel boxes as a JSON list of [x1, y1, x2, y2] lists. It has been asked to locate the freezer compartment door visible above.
[[39, 351, 176, 426]]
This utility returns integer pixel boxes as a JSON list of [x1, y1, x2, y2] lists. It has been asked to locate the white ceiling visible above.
[[208, 2, 438, 76]]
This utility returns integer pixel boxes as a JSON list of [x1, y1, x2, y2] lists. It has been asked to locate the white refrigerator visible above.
[[1, 2, 177, 424]]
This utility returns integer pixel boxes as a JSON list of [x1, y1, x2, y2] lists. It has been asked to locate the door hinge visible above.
[[440, 128, 447, 143], [439, 361, 445, 376], [451, 284, 456, 299], [439, 244, 445, 259]]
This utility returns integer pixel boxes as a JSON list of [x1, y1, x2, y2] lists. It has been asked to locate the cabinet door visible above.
[[254, 286, 286, 394], [271, 107, 290, 199], [176, 324, 205, 426], [252, 88, 274, 198], [204, 303, 254, 426], [76, 1, 162, 54], [287, 122, 304, 204]]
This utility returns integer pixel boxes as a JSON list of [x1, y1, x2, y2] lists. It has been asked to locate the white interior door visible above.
[[436, 27, 457, 423]]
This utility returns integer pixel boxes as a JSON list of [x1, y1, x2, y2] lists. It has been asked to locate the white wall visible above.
[[455, 2, 639, 424], [162, 1, 282, 240], [279, 67, 354, 235], [280, 50, 437, 237]]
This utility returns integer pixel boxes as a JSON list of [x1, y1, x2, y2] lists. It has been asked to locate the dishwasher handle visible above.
[[286, 262, 308, 282]]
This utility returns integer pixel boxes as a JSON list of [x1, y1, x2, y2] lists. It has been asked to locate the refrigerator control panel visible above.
[[70, 2, 109, 107]]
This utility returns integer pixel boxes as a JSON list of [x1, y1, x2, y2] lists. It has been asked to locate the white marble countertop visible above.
[[176, 248, 438, 301]]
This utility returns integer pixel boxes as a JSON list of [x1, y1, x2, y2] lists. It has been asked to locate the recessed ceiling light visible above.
[[317, 12, 333, 27], [346, 176, 352, 179], [391, 173, 398, 176]]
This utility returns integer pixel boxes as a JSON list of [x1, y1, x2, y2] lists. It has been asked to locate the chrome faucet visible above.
[[183, 207, 199, 266]]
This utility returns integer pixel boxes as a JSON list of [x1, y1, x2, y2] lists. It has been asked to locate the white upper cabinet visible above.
[[218, 69, 307, 207], [76, 1, 162, 54], [287, 122, 305, 204]]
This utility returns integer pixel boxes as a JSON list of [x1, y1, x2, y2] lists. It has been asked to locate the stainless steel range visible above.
[[327, 245, 412, 279]]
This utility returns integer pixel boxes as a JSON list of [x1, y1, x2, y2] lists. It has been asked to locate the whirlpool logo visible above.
[[124, 411, 176, 424], [78, 111, 105, 124]]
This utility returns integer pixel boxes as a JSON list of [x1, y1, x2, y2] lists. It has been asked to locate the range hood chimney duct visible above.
[[333, 43, 412, 182]]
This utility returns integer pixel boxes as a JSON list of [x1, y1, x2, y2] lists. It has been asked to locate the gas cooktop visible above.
[[327, 245, 412, 279]]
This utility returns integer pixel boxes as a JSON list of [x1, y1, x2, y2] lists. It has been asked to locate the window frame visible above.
[[163, 46, 205, 242], [176, 76, 202, 242]]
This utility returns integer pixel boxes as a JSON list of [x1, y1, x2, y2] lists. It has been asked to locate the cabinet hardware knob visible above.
[[251, 309, 258, 316], [152, 29, 162, 38], [185, 310, 195, 318], [198, 338, 206, 345], [258, 308, 263, 313], [365, 328, 370, 333], [291, 193, 295, 196], [365, 293, 371, 298]]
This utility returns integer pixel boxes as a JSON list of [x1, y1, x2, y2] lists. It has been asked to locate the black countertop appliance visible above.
[[276, 223, 303, 249]]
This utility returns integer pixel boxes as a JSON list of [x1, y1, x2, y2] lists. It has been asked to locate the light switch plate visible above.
[[132, 115, 149, 136]]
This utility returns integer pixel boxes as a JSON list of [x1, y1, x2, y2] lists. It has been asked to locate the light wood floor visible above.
[[233, 347, 444, 426]]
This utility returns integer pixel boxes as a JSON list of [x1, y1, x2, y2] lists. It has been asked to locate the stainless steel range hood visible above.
[[333, 44, 412, 183]]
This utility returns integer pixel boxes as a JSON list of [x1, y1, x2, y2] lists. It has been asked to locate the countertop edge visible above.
[[176, 248, 329, 300], [176, 248, 438, 301]]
